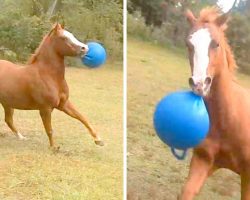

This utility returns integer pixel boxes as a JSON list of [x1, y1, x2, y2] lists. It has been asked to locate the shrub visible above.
[[0, 0, 122, 64]]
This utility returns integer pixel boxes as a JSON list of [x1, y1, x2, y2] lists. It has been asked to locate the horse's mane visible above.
[[197, 7, 237, 73], [27, 28, 54, 64], [199, 6, 221, 23], [27, 34, 48, 64]]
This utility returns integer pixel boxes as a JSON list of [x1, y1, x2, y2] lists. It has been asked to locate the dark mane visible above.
[[199, 6, 221, 23], [27, 28, 54, 64]]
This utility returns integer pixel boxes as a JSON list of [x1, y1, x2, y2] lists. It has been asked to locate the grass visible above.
[[0, 63, 123, 200], [127, 37, 250, 200]]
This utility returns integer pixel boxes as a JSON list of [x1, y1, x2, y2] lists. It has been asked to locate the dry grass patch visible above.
[[0, 64, 123, 200]]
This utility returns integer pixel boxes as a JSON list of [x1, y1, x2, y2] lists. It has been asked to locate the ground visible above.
[[127, 37, 250, 200], [0, 64, 123, 200]]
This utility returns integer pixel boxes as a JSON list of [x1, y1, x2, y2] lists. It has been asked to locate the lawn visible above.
[[0, 64, 123, 200], [127, 37, 249, 200]]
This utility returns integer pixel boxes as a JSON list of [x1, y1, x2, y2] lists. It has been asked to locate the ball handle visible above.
[[171, 148, 187, 160]]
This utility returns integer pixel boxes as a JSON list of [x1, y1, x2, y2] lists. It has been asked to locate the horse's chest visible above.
[[214, 144, 241, 173], [213, 135, 250, 173], [33, 78, 69, 108]]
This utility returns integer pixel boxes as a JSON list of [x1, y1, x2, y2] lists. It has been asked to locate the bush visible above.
[[127, 12, 151, 40], [128, 12, 183, 48], [62, 0, 123, 62], [0, 0, 122, 63], [227, 13, 250, 74]]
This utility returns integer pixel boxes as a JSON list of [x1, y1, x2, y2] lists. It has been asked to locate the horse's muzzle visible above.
[[79, 45, 89, 57], [189, 76, 212, 96]]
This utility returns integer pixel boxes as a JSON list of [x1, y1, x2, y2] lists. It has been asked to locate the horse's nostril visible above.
[[189, 77, 195, 87], [205, 76, 212, 85], [81, 46, 86, 50]]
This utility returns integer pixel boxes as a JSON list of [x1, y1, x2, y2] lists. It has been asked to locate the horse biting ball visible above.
[[82, 42, 106, 68], [153, 91, 209, 160]]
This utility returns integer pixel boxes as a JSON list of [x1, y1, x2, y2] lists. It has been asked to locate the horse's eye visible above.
[[210, 40, 219, 49]]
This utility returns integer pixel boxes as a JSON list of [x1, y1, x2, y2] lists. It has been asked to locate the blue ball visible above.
[[153, 91, 209, 151], [82, 42, 107, 68]]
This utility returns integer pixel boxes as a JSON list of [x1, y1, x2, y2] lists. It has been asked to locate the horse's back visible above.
[[0, 59, 19, 67], [0, 59, 26, 74]]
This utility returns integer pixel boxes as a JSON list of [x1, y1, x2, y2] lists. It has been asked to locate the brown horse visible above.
[[179, 7, 250, 200], [0, 23, 104, 148]]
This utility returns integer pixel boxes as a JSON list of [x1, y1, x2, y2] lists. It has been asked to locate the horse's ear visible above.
[[55, 23, 62, 30], [185, 9, 196, 26], [215, 13, 229, 30], [53, 23, 63, 35], [48, 23, 62, 36], [61, 21, 65, 29]]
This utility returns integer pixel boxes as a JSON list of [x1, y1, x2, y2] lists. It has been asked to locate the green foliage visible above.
[[129, 0, 250, 74], [62, 0, 123, 62], [227, 13, 250, 74], [0, 0, 122, 63], [127, 12, 151, 40]]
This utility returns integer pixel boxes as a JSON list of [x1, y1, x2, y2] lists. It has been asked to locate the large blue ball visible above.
[[153, 91, 210, 150], [82, 42, 107, 68]]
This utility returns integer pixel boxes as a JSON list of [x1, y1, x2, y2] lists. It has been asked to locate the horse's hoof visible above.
[[95, 140, 104, 146], [50, 146, 60, 152], [19, 136, 28, 141], [17, 133, 28, 140]]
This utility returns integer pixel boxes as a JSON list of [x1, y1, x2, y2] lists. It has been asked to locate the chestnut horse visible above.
[[0, 23, 103, 148], [179, 7, 250, 200]]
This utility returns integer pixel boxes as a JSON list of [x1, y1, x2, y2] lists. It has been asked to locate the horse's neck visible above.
[[31, 44, 65, 79], [205, 66, 235, 127], [205, 39, 236, 109]]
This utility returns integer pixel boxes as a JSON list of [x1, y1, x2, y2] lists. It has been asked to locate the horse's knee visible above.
[[47, 130, 53, 137]]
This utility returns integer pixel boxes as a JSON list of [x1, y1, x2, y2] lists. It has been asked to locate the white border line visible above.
[[123, 0, 127, 199]]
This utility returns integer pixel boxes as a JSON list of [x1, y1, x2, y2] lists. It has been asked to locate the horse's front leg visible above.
[[58, 100, 104, 146], [241, 174, 250, 200], [39, 108, 56, 148], [178, 149, 215, 200]]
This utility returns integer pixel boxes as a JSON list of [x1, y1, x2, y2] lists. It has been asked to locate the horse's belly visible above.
[[0, 93, 40, 110], [0, 91, 60, 110]]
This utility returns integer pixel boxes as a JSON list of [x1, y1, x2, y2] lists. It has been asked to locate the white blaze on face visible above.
[[189, 28, 212, 84], [63, 30, 88, 51]]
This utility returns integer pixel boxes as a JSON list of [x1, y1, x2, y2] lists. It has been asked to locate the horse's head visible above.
[[185, 7, 231, 97], [48, 23, 88, 57]]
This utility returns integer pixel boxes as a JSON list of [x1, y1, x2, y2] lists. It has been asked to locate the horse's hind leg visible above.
[[3, 105, 26, 140], [178, 150, 215, 200], [58, 100, 104, 146]]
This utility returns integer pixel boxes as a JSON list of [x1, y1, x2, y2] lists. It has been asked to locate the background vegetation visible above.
[[0, 0, 123, 63], [128, 0, 250, 74]]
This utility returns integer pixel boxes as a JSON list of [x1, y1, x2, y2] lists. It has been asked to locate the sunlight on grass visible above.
[[0, 64, 123, 200]]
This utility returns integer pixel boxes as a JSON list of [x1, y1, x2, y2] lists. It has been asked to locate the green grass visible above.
[[0, 63, 123, 200], [127, 37, 250, 200]]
